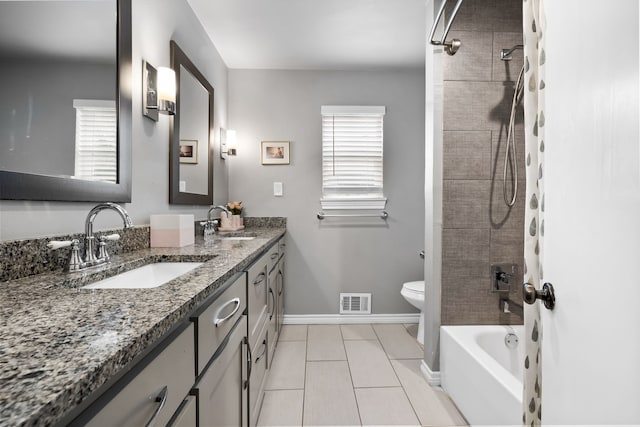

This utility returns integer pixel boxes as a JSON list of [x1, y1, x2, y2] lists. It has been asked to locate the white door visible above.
[[542, 1, 640, 424]]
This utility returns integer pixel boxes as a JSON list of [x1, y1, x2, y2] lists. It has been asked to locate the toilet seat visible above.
[[402, 280, 424, 294]]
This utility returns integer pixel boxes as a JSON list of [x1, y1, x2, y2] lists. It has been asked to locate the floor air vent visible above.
[[340, 293, 371, 314]]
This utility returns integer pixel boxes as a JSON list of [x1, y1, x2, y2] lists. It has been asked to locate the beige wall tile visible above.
[[443, 131, 492, 180], [443, 31, 493, 81]]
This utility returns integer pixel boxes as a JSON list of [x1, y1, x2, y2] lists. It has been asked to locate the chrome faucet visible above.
[[84, 202, 133, 265], [201, 205, 231, 241], [47, 202, 133, 272], [207, 205, 230, 221]]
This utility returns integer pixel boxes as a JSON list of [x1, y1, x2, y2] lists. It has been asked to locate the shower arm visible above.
[[500, 44, 524, 61], [428, 0, 464, 55]]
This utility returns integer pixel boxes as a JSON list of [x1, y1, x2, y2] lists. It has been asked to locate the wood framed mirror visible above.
[[0, 0, 132, 202], [169, 41, 214, 205]]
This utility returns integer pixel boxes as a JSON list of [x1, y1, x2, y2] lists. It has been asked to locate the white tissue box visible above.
[[150, 214, 194, 247]]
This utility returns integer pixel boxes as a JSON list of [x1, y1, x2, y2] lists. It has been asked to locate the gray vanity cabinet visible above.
[[168, 396, 197, 427], [194, 316, 249, 427], [247, 255, 268, 348], [79, 324, 195, 427], [276, 256, 285, 336], [267, 263, 278, 366]]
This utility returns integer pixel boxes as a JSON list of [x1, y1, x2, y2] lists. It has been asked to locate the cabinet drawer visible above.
[[249, 321, 269, 427], [196, 316, 248, 427], [278, 237, 286, 259], [84, 324, 194, 427], [267, 242, 280, 272], [167, 395, 196, 427], [192, 273, 247, 375], [247, 254, 268, 346]]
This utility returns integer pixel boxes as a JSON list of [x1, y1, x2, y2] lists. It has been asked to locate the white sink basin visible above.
[[82, 262, 203, 289]]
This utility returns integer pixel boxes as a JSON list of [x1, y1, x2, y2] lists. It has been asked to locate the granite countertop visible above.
[[0, 226, 285, 427]]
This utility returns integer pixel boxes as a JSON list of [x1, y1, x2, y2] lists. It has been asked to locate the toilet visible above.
[[401, 280, 425, 345]]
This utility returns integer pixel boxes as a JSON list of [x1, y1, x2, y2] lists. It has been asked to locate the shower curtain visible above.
[[522, 0, 545, 425]]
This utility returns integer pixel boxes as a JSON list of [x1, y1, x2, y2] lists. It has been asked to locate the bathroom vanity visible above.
[[0, 223, 286, 426]]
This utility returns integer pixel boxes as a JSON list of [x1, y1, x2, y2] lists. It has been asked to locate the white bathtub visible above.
[[440, 325, 524, 426]]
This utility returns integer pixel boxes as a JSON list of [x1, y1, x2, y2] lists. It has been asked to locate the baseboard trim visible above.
[[420, 359, 441, 387], [282, 313, 420, 325]]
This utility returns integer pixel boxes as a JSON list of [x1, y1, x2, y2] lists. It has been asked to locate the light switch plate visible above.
[[273, 182, 283, 196]]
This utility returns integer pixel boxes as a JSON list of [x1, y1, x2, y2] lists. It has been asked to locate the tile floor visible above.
[[257, 323, 468, 427]]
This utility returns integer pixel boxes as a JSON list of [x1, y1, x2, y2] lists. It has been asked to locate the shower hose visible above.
[[503, 65, 525, 207]]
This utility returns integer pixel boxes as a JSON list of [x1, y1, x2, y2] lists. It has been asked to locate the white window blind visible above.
[[321, 105, 386, 208], [73, 99, 117, 183]]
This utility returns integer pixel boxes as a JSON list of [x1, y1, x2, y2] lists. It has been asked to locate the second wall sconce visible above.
[[220, 128, 238, 160], [143, 60, 176, 121]]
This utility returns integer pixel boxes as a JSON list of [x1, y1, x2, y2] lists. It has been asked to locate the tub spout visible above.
[[500, 299, 523, 319]]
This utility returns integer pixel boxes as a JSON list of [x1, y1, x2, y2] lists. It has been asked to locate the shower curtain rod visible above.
[[428, 0, 464, 55]]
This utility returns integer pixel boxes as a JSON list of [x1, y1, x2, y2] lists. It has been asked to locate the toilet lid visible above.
[[403, 281, 424, 293]]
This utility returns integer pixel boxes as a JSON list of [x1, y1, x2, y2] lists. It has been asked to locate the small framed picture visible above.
[[179, 140, 198, 164], [261, 141, 290, 165]]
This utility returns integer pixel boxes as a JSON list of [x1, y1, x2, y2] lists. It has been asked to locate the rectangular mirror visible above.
[[0, 0, 132, 202], [169, 41, 214, 205]]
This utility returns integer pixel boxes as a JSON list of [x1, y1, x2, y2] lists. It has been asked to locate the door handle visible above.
[[523, 282, 555, 310]]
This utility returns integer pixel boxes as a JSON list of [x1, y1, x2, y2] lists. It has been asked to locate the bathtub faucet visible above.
[[490, 263, 517, 293]]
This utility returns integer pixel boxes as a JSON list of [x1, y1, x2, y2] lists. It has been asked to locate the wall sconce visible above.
[[220, 128, 238, 159], [143, 60, 176, 121]]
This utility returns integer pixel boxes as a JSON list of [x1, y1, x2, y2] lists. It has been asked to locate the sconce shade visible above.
[[157, 66, 176, 115], [143, 61, 175, 120], [226, 129, 237, 156]]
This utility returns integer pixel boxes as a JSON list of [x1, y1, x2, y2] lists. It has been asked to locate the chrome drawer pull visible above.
[[253, 272, 266, 286], [245, 337, 252, 389], [144, 385, 168, 427], [255, 338, 267, 363], [213, 298, 241, 327], [268, 288, 275, 320]]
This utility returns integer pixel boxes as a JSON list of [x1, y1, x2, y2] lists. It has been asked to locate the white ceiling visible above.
[[186, 0, 427, 70]]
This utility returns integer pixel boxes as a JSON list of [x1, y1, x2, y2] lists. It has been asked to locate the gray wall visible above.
[[228, 69, 425, 314], [0, 0, 229, 241], [0, 60, 114, 177], [440, 0, 524, 325]]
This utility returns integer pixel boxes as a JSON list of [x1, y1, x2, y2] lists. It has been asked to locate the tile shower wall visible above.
[[441, 0, 524, 325]]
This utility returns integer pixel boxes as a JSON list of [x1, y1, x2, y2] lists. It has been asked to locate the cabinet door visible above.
[[249, 322, 269, 427], [82, 324, 194, 427], [267, 265, 278, 365], [276, 258, 285, 335], [247, 255, 268, 347], [196, 316, 248, 427]]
